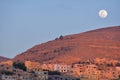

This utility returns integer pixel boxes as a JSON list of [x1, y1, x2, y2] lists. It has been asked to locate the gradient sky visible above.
[[0, 0, 120, 58]]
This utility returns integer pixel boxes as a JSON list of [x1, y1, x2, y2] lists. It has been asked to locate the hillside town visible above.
[[0, 58, 120, 80]]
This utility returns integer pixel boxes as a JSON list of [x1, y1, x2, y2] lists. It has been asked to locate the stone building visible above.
[[54, 64, 71, 73]]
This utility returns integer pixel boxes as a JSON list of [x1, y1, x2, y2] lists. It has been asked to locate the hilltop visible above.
[[13, 26, 120, 64]]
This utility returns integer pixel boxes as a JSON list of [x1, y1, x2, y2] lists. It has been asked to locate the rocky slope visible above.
[[14, 26, 120, 64]]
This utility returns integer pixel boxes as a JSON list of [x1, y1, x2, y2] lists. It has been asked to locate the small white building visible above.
[[54, 64, 71, 73]]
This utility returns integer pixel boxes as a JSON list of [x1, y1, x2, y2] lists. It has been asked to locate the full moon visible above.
[[99, 10, 108, 18]]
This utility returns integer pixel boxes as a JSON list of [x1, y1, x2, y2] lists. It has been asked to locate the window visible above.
[[65, 78, 68, 80], [44, 72, 47, 74]]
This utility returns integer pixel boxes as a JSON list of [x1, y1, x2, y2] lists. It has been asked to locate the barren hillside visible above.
[[14, 26, 120, 64]]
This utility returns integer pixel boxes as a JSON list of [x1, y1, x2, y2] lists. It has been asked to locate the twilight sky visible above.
[[0, 0, 120, 58]]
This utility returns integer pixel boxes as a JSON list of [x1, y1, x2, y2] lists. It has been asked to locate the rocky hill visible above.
[[0, 56, 10, 62], [13, 26, 120, 64]]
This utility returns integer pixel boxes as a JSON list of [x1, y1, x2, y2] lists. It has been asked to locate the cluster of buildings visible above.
[[0, 58, 120, 80], [0, 60, 79, 80], [25, 58, 120, 80]]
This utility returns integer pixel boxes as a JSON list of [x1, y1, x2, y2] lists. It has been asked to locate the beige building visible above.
[[69, 64, 85, 77], [0, 60, 13, 66], [0, 64, 13, 72], [42, 63, 54, 71], [25, 61, 42, 72]]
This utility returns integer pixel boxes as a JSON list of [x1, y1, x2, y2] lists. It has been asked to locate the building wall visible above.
[[54, 64, 71, 73]]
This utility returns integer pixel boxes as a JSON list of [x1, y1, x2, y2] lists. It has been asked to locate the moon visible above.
[[99, 10, 108, 18]]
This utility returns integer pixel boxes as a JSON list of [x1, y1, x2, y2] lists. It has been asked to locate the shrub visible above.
[[13, 62, 27, 71], [1, 71, 14, 75], [59, 35, 63, 40], [48, 71, 61, 75]]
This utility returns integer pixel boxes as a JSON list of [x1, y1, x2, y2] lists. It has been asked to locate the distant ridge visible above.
[[14, 26, 120, 64], [0, 56, 10, 62]]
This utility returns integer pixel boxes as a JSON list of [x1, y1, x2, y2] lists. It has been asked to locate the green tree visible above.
[[48, 71, 61, 75], [13, 62, 27, 71], [59, 35, 63, 40]]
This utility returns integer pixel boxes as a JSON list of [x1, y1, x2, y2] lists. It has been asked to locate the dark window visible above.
[[65, 78, 68, 80], [44, 72, 47, 74]]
